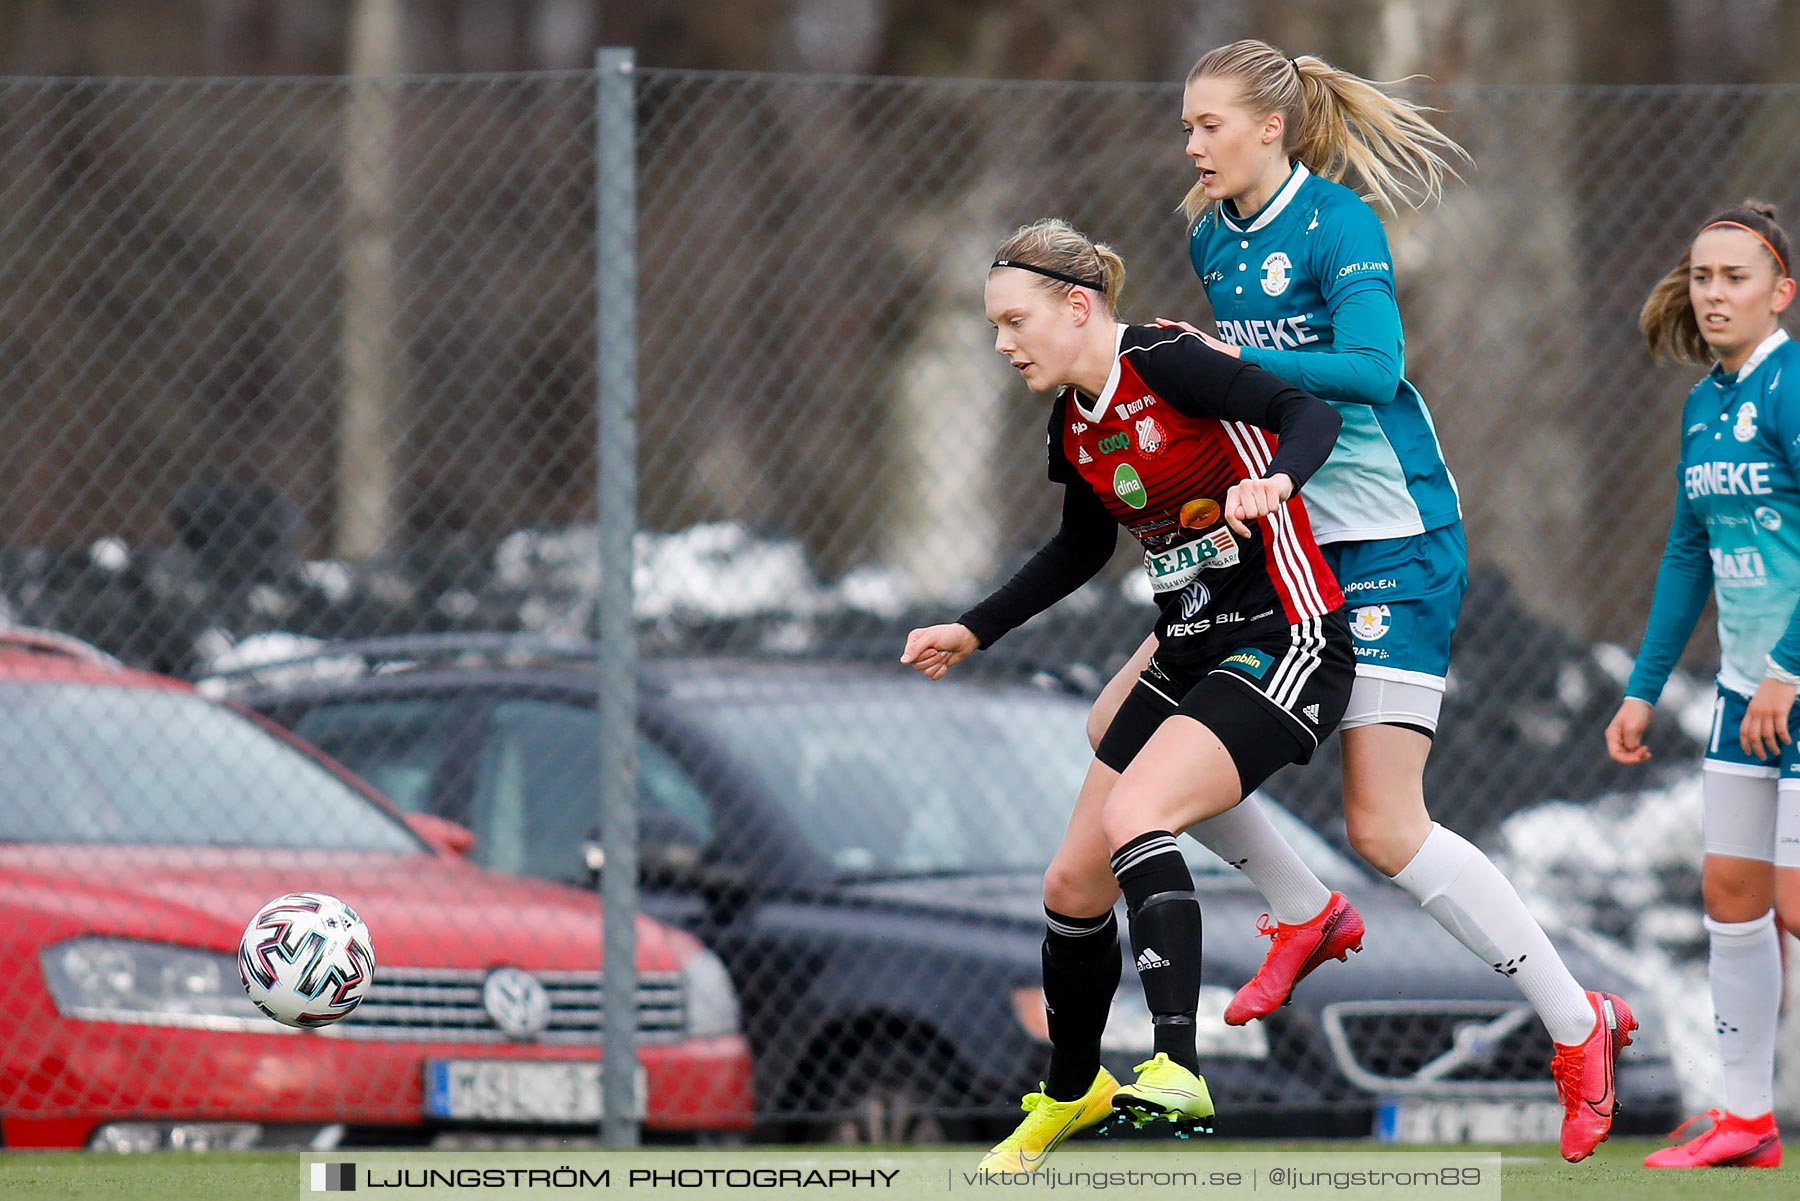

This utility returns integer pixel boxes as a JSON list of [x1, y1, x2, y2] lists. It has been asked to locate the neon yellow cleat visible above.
[[1107, 1053, 1215, 1137], [976, 1067, 1118, 1175]]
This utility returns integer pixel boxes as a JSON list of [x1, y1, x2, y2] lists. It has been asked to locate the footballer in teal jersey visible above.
[[1610, 205, 1800, 1169], [1083, 40, 1633, 1164], [1189, 163, 1461, 546]]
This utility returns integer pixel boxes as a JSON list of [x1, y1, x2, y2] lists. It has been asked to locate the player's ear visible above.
[[1774, 275, 1797, 315], [1262, 110, 1284, 146], [1068, 286, 1093, 325]]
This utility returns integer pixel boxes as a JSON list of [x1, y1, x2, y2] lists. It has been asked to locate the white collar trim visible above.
[[1220, 162, 1311, 234], [1720, 328, 1791, 385], [1070, 324, 1127, 423]]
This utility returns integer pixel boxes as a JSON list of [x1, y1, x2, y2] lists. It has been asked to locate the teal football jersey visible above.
[[1189, 163, 1461, 544], [1628, 329, 1800, 699]]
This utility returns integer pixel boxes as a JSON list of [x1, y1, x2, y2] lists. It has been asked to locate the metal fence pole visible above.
[[596, 44, 641, 1149]]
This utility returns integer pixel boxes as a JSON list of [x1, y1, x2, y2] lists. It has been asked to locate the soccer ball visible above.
[[238, 892, 376, 1028]]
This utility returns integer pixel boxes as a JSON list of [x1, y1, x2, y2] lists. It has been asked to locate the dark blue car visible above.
[[209, 637, 1681, 1144]]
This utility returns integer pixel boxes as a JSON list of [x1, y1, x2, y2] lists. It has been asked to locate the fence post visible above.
[[595, 43, 641, 1149]]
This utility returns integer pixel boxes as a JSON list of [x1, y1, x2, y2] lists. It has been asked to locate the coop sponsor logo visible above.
[[1098, 432, 1131, 454]]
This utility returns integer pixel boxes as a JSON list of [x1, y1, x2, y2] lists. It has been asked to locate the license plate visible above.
[[1375, 1099, 1563, 1143], [425, 1060, 645, 1124]]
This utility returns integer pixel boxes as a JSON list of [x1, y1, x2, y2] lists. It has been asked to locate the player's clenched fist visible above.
[[1222, 472, 1294, 538], [1603, 698, 1653, 765], [900, 623, 980, 680]]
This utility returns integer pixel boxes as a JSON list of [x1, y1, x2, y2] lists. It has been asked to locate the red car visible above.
[[0, 628, 753, 1150]]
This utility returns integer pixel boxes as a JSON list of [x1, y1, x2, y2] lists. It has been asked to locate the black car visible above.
[[208, 636, 1682, 1143]]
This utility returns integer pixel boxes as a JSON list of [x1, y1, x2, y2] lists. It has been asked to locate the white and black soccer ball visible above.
[[238, 891, 376, 1028]]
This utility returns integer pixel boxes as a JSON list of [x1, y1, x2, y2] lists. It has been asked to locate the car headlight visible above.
[[1012, 983, 1268, 1060], [41, 937, 269, 1031], [680, 948, 741, 1038]]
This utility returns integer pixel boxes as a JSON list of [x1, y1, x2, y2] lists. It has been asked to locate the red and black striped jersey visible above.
[[1051, 325, 1343, 629], [961, 324, 1343, 655]]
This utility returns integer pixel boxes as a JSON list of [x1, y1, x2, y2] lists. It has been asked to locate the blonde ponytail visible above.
[[1181, 40, 1469, 224]]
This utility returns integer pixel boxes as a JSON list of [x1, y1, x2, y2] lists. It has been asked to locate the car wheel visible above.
[[818, 1041, 976, 1145]]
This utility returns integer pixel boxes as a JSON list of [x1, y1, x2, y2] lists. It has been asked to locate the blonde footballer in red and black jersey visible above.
[[902, 219, 1353, 1167], [961, 320, 1352, 771], [1053, 323, 1342, 648]]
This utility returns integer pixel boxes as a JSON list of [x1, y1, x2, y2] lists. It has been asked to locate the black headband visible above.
[[990, 258, 1105, 292]]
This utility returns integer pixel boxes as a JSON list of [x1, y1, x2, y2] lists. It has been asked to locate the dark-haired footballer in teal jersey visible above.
[[1609, 208, 1800, 1169]]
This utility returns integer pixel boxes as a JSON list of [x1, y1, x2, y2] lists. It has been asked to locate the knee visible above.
[[1344, 811, 1415, 878], [1043, 857, 1112, 917], [1096, 789, 1147, 856], [1701, 861, 1774, 921]]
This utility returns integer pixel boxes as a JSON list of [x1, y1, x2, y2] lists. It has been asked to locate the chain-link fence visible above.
[[1, 63, 1797, 1151]]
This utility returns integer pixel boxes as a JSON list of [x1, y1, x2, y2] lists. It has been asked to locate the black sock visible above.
[[1041, 907, 1121, 1101], [1111, 831, 1203, 1075]]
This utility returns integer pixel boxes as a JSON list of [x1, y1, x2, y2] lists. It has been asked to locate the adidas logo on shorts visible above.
[[1303, 703, 1320, 723], [1136, 946, 1171, 971]]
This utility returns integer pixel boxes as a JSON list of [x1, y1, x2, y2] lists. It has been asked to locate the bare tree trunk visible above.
[[335, 0, 406, 559], [1323, 0, 1589, 625]]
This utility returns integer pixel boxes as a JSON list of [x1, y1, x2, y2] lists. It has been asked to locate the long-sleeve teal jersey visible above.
[[1627, 329, 1800, 702], [1189, 162, 1461, 545]]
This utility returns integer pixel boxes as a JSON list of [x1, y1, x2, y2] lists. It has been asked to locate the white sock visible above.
[[1390, 823, 1597, 1045], [1189, 798, 1332, 924], [1706, 910, 1780, 1117]]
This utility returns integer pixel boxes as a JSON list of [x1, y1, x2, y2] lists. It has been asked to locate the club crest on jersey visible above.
[[1113, 464, 1148, 509], [1261, 252, 1293, 297], [1134, 415, 1166, 456], [1350, 605, 1391, 641], [1144, 527, 1240, 592], [1736, 402, 1759, 442]]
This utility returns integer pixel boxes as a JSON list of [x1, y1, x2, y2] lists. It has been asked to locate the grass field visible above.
[[0, 1141, 1792, 1201]]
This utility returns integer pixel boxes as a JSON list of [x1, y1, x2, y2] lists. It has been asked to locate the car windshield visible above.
[[0, 682, 423, 851], [700, 686, 1365, 887]]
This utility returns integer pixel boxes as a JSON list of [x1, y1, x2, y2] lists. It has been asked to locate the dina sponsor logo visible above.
[[1113, 464, 1148, 509]]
